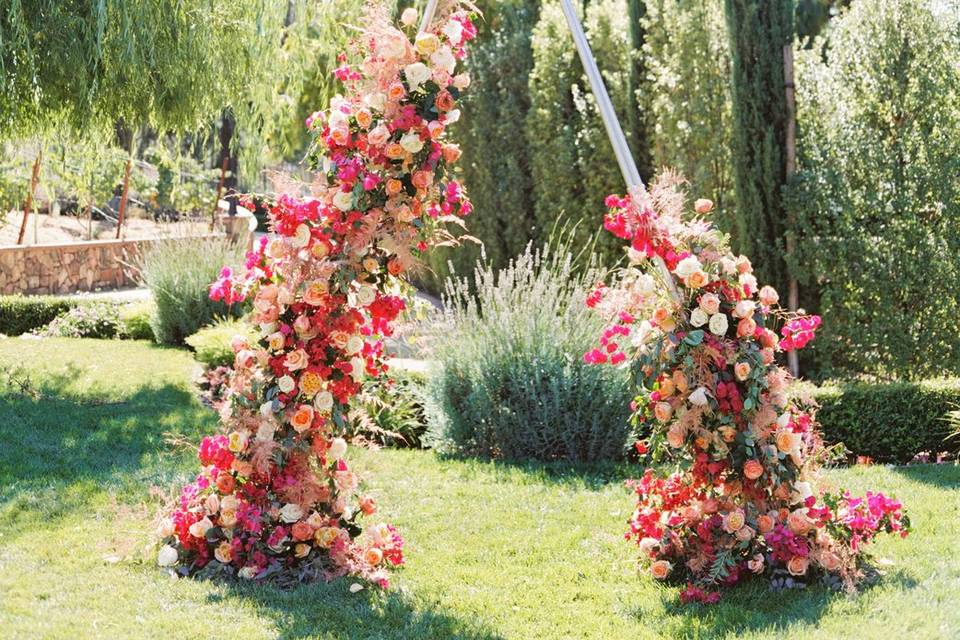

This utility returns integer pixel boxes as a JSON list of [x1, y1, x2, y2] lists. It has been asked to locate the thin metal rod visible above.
[[419, 0, 441, 33], [557, 0, 681, 304]]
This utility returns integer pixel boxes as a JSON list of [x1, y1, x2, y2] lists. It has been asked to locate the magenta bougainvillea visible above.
[[585, 174, 909, 601], [156, 2, 478, 587]]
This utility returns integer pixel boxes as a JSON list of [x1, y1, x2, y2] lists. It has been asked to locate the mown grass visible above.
[[0, 338, 957, 639]]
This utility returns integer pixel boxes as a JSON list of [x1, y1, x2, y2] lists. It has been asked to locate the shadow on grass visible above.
[[432, 451, 639, 491], [889, 462, 960, 488], [214, 580, 505, 640], [0, 367, 216, 534]]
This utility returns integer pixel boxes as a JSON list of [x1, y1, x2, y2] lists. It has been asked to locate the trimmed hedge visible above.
[[0, 295, 79, 336], [810, 379, 960, 463]]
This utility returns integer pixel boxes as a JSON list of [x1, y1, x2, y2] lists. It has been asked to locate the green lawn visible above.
[[1, 338, 957, 639]]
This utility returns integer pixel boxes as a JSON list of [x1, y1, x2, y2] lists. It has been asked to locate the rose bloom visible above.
[[415, 32, 440, 55], [298, 371, 324, 398], [736, 255, 753, 274], [695, 198, 714, 214], [285, 349, 309, 371], [816, 550, 841, 572], [650, 560, 672, 580], [290, 405, 315, 433], [216, 473, 236, 494], [158, 544, 178, 567], [737, 316, 757, 338], [686, 270, 709, 289], [690, 308, 709, 327], [733, 299, 756, 319], [232, 460, 253, 476], [638, 537, 659, 556], [787, 509, 812, 535], [719, 425, 737, 443], [330, 331, 351, 349], [787, 555, 810, 577], [735, 525, 755, 542], [303, 281, 328, 306], [368, 124, 390, 147], [292, 521, 314, 542], [747, 554, 765, 574], [673, 370, 689, 393], [659, 378, 675, 398], [734, 361, 752, 381], [359, 495, 377, 515], [314, 390, 335, 413], [385, 142, 406, 159], [214, 541, 232, 564], [364, 547, 384, 566], [314, 526, 340, 548], [329, 437, 348, 460], [652, 307, 675, 331], [442, 143, 462, 163], [776, 428, 802, 455], [435, 89, 456, 112], [219, 510, 237, 528], [758, 285, 779, 306], [757, 513, 775, 534], [267, 331, 285, 352], [723, 509, 746, 533], [666, 423, 686, 448], [355, 108, 372, 129], [189, 516, 213, 539], [205, 493, 220, 515], [709, 312, 729, 336], [699, 293, 721, 315], [228, 431, 248, 453], [400, 6, 418, 26], [702, 498, 720, 514], [294, 543, 311, 558], [654, 401, 673, 422], [674, 255, 702, 279], [743, 459, 764, 480]]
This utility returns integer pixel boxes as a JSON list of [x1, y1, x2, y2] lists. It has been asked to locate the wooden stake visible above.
[[212, 154, 229, 229], [115, 157, 133, 239], [784, 42, 800, 378], [16, 151, 42, 245]]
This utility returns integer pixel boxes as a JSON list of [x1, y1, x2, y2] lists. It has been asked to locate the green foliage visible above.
[[424, 242, 632, 462], [185, 317, 254, 368], [789, 0, 960, 379], [643, 0, 735, 226], [810, 379, 960, 463], [526, 1, 635, 267], [130, 236, 246, 345], [426, 0, 541, 290], [39, 302, 121, 339], [0, 295, 77, 336], [350, 369, 429, 449], [117, 300, 155, 341], [724, 0, 793, 295]]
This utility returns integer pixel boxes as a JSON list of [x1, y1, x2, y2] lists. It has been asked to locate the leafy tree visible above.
[[789, 0, 960, 379]]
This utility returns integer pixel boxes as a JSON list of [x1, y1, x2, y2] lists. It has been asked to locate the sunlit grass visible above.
[[0, 338, 957, 639]]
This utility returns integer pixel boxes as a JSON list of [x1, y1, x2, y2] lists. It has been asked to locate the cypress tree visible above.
[[723, 0, 794, 296], [626, 0, 654, 183]]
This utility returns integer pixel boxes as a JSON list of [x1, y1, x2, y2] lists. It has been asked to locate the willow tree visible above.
[[723, 0, 794, 300]]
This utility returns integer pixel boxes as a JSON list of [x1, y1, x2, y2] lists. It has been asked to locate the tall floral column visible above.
[[156, 2, 478, 587]]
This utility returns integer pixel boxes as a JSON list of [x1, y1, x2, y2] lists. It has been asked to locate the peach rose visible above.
[[734, 362, 752, 381], [412, 170, 433, 190], [654, 402, 673, 422], [736, 255, 753, 274], [365, 547, 384, 566], [359, 496, 377, 515], [722, 509, 746, 534], [442, 143, 462, 164], [387, 82, 406, 101], [694, 198, 714, 214], [735, 525, 755, 542], [214, 541, 232, 564], [285, 349, 309, 371], [659, 378, 675, 398], [699, 293, 721, 315], [650, 560, 672, 580], [756, 513, 775, 534], [303, 281, 328, 306], [758, 285, 780, 306], [290, 405, 315, 433], [737, 316, 757, 338], [219, 510, 237, 528], [355, 108, 372, 129], [672, 370, 689, 393], [666, 423, 686, 448], [294, 543, 311, 558], [743, 459, 764, 480], [787, 555, 809, 576], [787, 509, 812, 535], [686, 270, 709, 289], [653, 307, 675, 331], [776, 428, 801, 454], [816, 550, 841, 572], [189, 517, 213, 539], [385, 142, 406, 159]]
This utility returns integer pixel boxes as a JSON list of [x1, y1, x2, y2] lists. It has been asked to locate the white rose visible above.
[[635, 273, 656, 295], [400, 132, 424, 153], [277, 375, 295, 393], [689, 387, 710, 407], [346, 335, 364, 355], [400, 7, 418, 26], [156, 518, 175, 538], [792, 481, 813, 504], [720, 257, 737, 275], [690, 308, 709, 327], [329, 437, 348, 460], [357, 285, 376, 306], [350, 356, 366, 382], [381, 30, 408, 60], [314, 390, 334, 412], [453, 73, 471, 90], [364, 91, 386, 112], [332, 190, 354, 212], [157, 545, 179, 567], [404, 62, 431, 90], [444, 109, 461, 124], [442, 19, 464, 44], [430, 46, 456, 74], [291, 223, 311, 248], [709, 312, 729, 336], [777, 412, 792, 428], [674, 255, 702, 279], [734, 299, 756, 319], [630, 320, 654, 347], [279, 503, 304, 523]]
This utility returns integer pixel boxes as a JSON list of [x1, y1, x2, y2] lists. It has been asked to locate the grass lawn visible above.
[[0, 337, 957, 639]]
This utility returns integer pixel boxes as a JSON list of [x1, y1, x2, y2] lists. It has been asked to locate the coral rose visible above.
[[365, 547, 384, 565], [787, 555, 809, 576], [650, 560, 672, 580], [216, 473, 236, 494], [756, 513, 775, 534], [743, 459, 764, 480], [292, 521, 314, 541], [290, 405, 315, 433]]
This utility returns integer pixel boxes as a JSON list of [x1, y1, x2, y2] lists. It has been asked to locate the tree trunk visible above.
[[115, 157, 133, 239], [783, 42, 800, 377], [86, 202, 94, 241], [16, 151, 43, 245]]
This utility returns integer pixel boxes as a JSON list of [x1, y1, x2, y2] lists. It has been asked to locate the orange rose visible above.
[[653, 307, 675, 331], [216, 473, 236, 494], [292, 521, 314, 541], [650, 560, 672, 580], [385, 143, 406, 159], [666, 423, 686, 448], [386, 179, 404, 196], [776, 428, 800, 454], [364, 547, 384, 566], [355, 108, 372, 129], [442, 143, 462, 164], [435, 89, 456, 112], [359, 496, 377, 516], [743, 459, 764, 480], [290, 405, 315, 433], [411, 170, 432, 190], [303, 281, 328, 306], [387, 258, 404, 276], [787, 555, 809, 576], [658, 377, 675, 398], [387, 82, 406, 101]]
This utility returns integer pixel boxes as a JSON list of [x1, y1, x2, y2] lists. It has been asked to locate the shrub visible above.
[[130, 236, 247, 344], [350, 368, 428, 449], [0, 295, 78, 336], [424, 243, 633, 462], [804, 379, 960, 463], [790, 0, 960, 379], [185, 317, 254, 368], [117, 299, 156, 340], [40, 302, 121, 339]]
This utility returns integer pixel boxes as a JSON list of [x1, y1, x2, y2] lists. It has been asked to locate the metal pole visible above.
[[557, 0, 681, 304], [419, 0, 441, 33]]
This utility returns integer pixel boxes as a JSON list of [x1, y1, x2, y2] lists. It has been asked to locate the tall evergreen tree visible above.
[[626, 0, 654, 183], [723, 0, 794, 296]]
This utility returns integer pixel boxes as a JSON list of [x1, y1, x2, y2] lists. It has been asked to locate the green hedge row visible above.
[[0, 295, 80, 336], [810, 379, 960, 463]]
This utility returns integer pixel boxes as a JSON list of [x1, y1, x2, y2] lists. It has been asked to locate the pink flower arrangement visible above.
[[156, 2, 479, 587], [585, 174, 909, 600]]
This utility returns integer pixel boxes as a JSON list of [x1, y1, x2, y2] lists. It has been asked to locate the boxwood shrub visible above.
[[809, 379, 960, 463], [0, 295, 78, 336]]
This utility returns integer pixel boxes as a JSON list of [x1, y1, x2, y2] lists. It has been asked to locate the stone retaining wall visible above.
[[1, 237, 181, 295]]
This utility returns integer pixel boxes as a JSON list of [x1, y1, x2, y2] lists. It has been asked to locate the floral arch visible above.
[[156, 0, 908, 599]]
